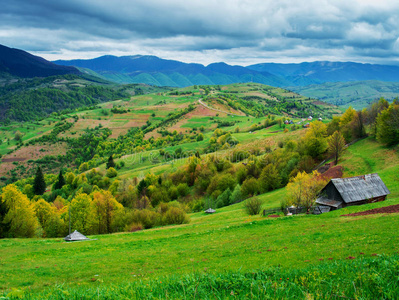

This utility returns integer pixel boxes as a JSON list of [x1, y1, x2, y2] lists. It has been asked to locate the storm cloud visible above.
[[1, 0, 399, 65]]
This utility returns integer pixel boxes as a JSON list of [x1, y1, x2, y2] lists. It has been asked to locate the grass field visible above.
[[1, 138, 399, 299]]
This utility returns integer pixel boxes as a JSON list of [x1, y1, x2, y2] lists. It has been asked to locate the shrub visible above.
[[162, 207, 189, 225], [128, 209, 161, 229], [125, 222, 143, 232], [244, 197, 263, 215], [106, 167, 118, 178]]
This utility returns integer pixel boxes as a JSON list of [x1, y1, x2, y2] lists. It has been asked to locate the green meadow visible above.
[[1, 138, 399, 299]]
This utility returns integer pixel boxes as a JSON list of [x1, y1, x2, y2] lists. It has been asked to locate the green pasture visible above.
[[1, 124, 399, 298]]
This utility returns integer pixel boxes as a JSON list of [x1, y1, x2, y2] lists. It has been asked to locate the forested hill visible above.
[[0, 44, 79, 78], [0, 75, 168, 122], [54, 55, 291, 87]]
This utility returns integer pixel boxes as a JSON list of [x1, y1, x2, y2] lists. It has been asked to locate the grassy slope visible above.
[[1, 138, 398, 296]]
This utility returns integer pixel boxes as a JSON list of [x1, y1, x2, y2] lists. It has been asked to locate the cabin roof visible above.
[[329, 173, 390, 203]]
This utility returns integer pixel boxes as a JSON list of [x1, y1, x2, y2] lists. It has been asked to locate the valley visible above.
[[0, 44, 399, 300]]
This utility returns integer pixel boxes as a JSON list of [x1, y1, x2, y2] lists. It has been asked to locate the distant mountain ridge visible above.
[[54, 55, 292, 87], [0, 44, 79, 78], [248, 61, 399, 83], [55, 55, 399, 88]]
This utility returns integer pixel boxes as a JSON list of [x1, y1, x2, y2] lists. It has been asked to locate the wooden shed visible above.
[[316, 173, 390, 210]]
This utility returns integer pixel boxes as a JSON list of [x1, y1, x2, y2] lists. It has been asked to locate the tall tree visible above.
[[54, 170, 66, 190], [106, 155, 116, 169], [2, 184, 40, 238], [377, 103, 399, 146], [328, 131, 347, 165], [33, 167, 46, 195], [303, 121, 328, 159]]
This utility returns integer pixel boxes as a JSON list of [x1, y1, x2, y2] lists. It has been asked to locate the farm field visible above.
[[1, 138, 399, 299], [0, 83, 333, 181]]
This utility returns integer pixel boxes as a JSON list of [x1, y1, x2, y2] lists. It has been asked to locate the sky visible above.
[[1, 0, 399, 66]]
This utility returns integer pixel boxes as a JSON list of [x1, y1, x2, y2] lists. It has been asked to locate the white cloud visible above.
[[1, 0, 399, 65]]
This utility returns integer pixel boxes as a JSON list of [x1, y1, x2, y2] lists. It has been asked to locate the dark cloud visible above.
[[1, 0, 399, 65]]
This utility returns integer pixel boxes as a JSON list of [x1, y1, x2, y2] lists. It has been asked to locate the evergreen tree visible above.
[[33, 167, 46, 195], [54, 170, 66, 190], [106, 155, 116, 169]]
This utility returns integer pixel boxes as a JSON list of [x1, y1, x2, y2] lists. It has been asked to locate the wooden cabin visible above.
[[316, 173, 390, 211]]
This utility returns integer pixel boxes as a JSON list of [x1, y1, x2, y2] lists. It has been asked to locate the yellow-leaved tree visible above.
[[91, 190, 123, 234], [285, 171, 328, 212], [1, 184, 40, 238], [69, 193, 95, 235]]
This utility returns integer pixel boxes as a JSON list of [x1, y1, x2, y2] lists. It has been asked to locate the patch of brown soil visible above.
[[0, 142, 67, 177], [319, 166, 344, 180], [312, 101, 326, 106], [268, 214, 280, 218], [186, 104, 218, 117], [341, 204, 399, 217], [2, 157, 26, 162]]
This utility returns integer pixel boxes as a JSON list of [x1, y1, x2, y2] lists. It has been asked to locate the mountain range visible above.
[[0, 44, 79, 78], [2, 43, 399, 109], [247, 61, 399, 83], [55, 55, 399, 88], [54, 55, 291, 87]]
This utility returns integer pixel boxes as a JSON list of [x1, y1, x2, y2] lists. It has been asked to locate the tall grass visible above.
[[6, 254, 399, 299]]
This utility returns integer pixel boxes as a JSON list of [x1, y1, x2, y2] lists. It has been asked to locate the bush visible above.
[[128, 209, 161, 229], [244, 197, 262, 215], [125, 222, 143, 232], [106, 167, 118, 178], [162, 207, 189, 225]]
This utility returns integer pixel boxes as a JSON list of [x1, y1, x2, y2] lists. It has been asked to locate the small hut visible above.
[[316, 173, 390, 211], [64, 230, 90, 242]]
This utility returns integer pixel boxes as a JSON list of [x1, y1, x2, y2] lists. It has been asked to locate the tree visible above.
[[1, 184, 40, 238], [366, 98, 389, 135], [33, 167, 46, 195], [303, 121, 328, 158], [258, 164, 281, 193], [230, 184, 243, 204], [69, 193, 94, 235], [106, 155, 116, 169], [14, 131, 23, 142], [328, 131, 346, 165], [285, 171, 327, 212], [91, 190, 123, 234], [241, 178, 260, 198], [216, 188, 231, 208], [54, 170, 66, 190], [376, 103, 399, 146]]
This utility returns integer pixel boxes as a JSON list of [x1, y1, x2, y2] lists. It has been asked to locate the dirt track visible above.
[[341, 204, 399, 217]]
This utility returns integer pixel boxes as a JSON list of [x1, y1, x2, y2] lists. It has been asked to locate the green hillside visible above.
[[0, 75, 169, 122], [1, 137, 398, 298], [291, 80, 399, 109]]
